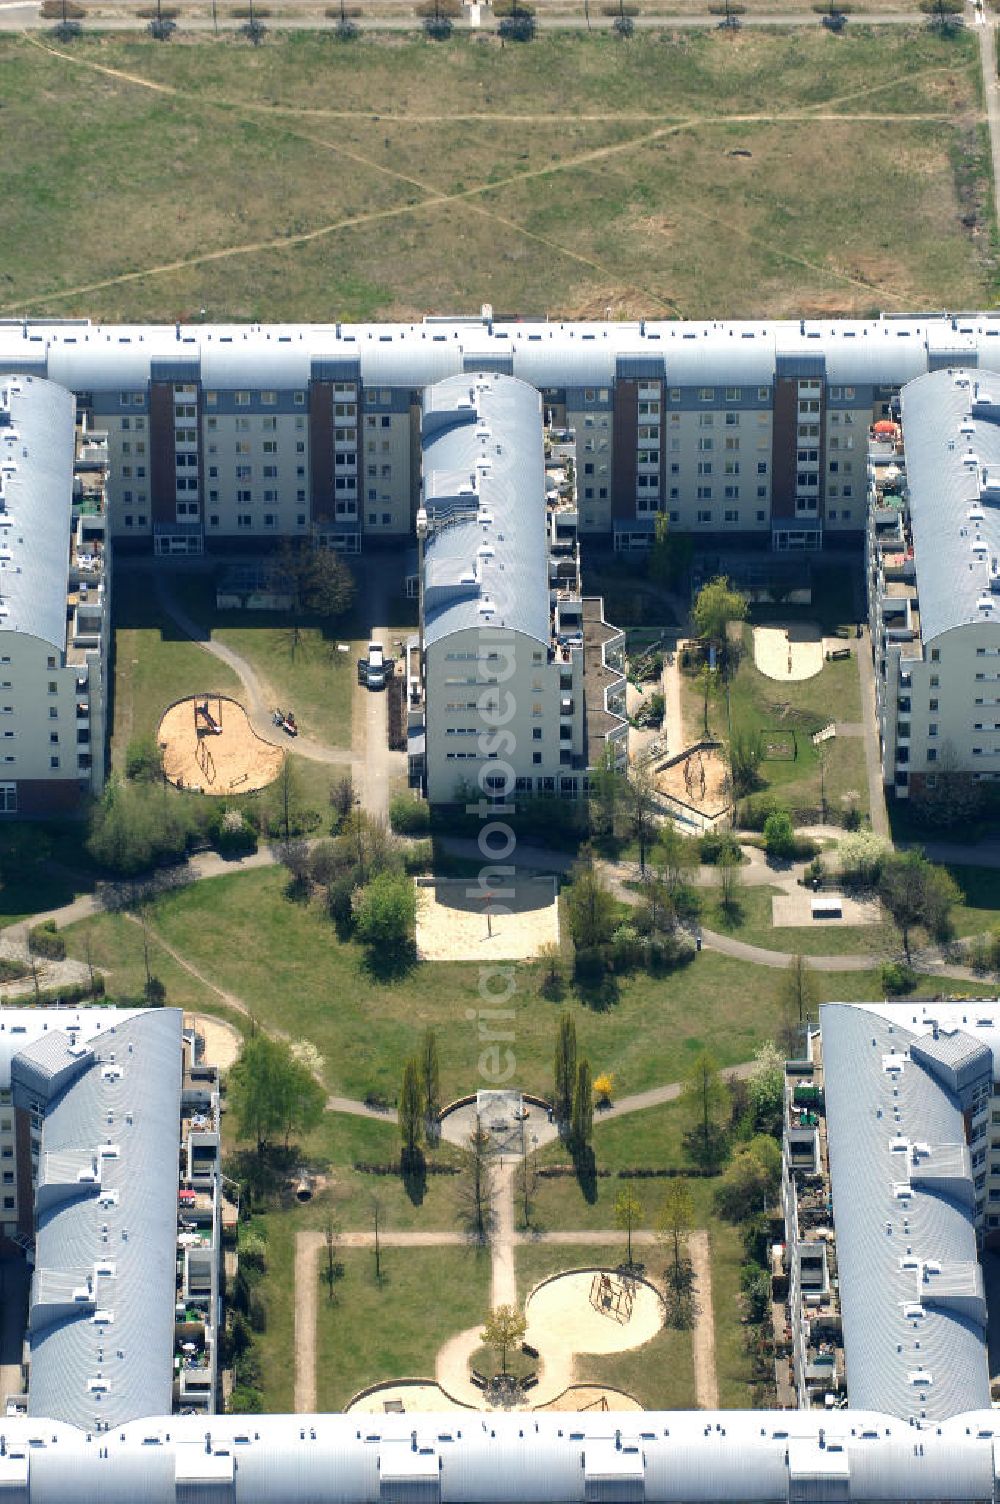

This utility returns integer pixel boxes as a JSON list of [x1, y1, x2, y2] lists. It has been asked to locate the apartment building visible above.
[[868, 368, 1000, 799], [0, 375, 110, 814], [413, 373, 626, 803], [7, 313, 1000, 559], [0, 1007, 225, 1431]]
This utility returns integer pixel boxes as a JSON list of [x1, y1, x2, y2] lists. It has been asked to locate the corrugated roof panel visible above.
[[0, 374, 75, 653]]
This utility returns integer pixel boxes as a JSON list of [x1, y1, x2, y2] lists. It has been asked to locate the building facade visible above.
[[868, 368, 1000, 799], [414, 373, 625, 804], [6, 312, 1000, 559], [0, 375, 110, 813], [0, 1007, 225, 1431]]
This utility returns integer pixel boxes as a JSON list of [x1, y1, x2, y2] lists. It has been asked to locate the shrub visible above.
[[87, 778, 198, 875], [839, 830, 890, 888], [389, 794, 431, 836], [28, 921, 66, 961], [125, 736, 163, 782], [612, 13, 635, 34], [402, 840, 433, 875], [206, 805, 257, 859], [880, 960, 917, 996], [498, 10, 535, 38], [739, 792, 784, 831], [424, 15, 453, 36], [700, 829, 742, 865], [763, 809, 795, 860]]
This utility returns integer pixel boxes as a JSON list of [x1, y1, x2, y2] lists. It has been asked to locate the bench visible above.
[[811, 898, 843, 920]]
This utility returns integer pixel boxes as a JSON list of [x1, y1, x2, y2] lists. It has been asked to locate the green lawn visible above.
[[701, 884, 883, 956], [0, 30, 991, 322], [948, 864, 1000, 938], [111, 568, 241, 769], [316, 1244, 492, 1409], [62, 866, 805, 1103]]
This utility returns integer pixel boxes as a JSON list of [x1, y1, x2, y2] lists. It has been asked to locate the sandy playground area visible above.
[[655, 746, 731, 818], [753, 621, 824, 682], [415, 876, 559, 961], [159, 695, 284, 796], [524, 1271, 663, 1359]]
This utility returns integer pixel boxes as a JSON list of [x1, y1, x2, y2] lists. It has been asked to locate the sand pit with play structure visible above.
[[654, 745, 731, 818], [415, 876, 559, 961], [159, 695, 284, 796], [753, 621, 824, 682], [524, 1271, 663, 1359]]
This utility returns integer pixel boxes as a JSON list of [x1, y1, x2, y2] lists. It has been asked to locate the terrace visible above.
[[780, 1036, 846, 1412]]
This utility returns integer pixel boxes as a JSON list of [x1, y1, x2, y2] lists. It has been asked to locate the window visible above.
[[293, 392, 306, 406], [930, 649, 940, 662], [698, 387, 715, 401], [50, 756, 60, 770], [930, 674, 939, 687], [724, 509, 739, 523], [0, 785, 16, 814], [757, 387, 769, 401], [235, 391, 251, 407], [260, 390, 277, 405], [928, 723, 938, 737], [697, 509, 712, 523], [725, 387, 741, 402], [757, 461, 768, 475]]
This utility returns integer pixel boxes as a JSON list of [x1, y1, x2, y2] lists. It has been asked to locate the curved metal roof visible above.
[[422, 373, 549, 648], [0, 374, 75, 653]]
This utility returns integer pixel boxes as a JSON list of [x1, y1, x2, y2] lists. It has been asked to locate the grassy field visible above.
[[111, 568, 241, 769], [700, 884, 886, 955], [62, 865, 998, 1108], [316, 1245, 492, 1409], [0, 28, 990, 321]]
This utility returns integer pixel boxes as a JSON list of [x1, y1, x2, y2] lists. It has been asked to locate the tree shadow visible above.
[[572, 968, 620, 1012], [574, 1146, 599, 1204], [362, 940, 418, 983], [401, 1148, 426, 1206]]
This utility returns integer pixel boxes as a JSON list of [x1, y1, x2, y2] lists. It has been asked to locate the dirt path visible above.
[[492, 1161, 517, 1308], [688, 1229, 719, 1410], [295, 1229, 321, 1412]]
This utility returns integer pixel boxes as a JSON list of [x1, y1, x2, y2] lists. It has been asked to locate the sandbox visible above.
[[158, 695, 284, 796], [654, 745, 731, 818], [753, 621, 823, 682], [415, 876, 559, 961], [524, 1271, 662, 1358]]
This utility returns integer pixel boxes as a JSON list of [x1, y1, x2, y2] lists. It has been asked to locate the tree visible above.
[[322, 1217, 342, 1305], [778, 954, 819, 1054], [728, 726, 765, 797], [536, 940, 564, 998], [565, 855, 617, 951], [420, 1029, 441, 1134], [747, 1042, 784, 1137], [763, 808, 795, 860], [624, 757, 658, 874], [838, 829, 889, 888], [228, 1033, 325, 1157], [354, 871, 416, 951], [571, 1058, 594, 1154], [399, 1057, 424, 1163], [371, 1194, 384, 1283], [652, 825, 699, 897], [459, 1118, 494, 1243], [717, 845, 742, 918], [276, 538, 356, 660], [87, 777, 197, 875], [692, 575, 748, 651], [518, 1115, 539, 1229], [695, 663, 720, 737], [615, 1186, 643, 1266], [682, 1052, 728, 1171], [589, 745, 624, 840], [879, 848, 961, 959], [714, 1135, 782, 1222], [554, 1014, 577, 1127], [647, 511, 692, 589], [480, 1304, 527, 1377], [656, 1178, 693, 1293]]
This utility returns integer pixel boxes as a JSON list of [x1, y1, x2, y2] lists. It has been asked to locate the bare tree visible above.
[[458, 1118, 495, 1244]]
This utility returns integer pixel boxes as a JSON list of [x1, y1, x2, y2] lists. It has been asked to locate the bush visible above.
[[739, 792, 784, 831], [763, 809, 795, 860], [206, 805, 258, 859], [700, 829, 742, 865], [402, 839, 433, 875], [28, 921, 66, 961], [498, 10, 535, 38], [839, 830, 890, 889], [424, 15, 453, 36], [125, 736, 163, 782], [633, 692, 664, 729], [880, 959, 917, 996], [87, 779, 199, 875], [389, 795, 431, 836]]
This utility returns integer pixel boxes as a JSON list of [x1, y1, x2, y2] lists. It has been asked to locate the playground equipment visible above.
[[589, 1272, 634, 1325], [194, 698, 223, 737], [195, 736, 217, 786]]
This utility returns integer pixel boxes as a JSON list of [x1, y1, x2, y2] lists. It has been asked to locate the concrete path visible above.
[[979, 10, 1000, 224], [492, 1160, 517, 1308], [688, 1229, 718, 1411]]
